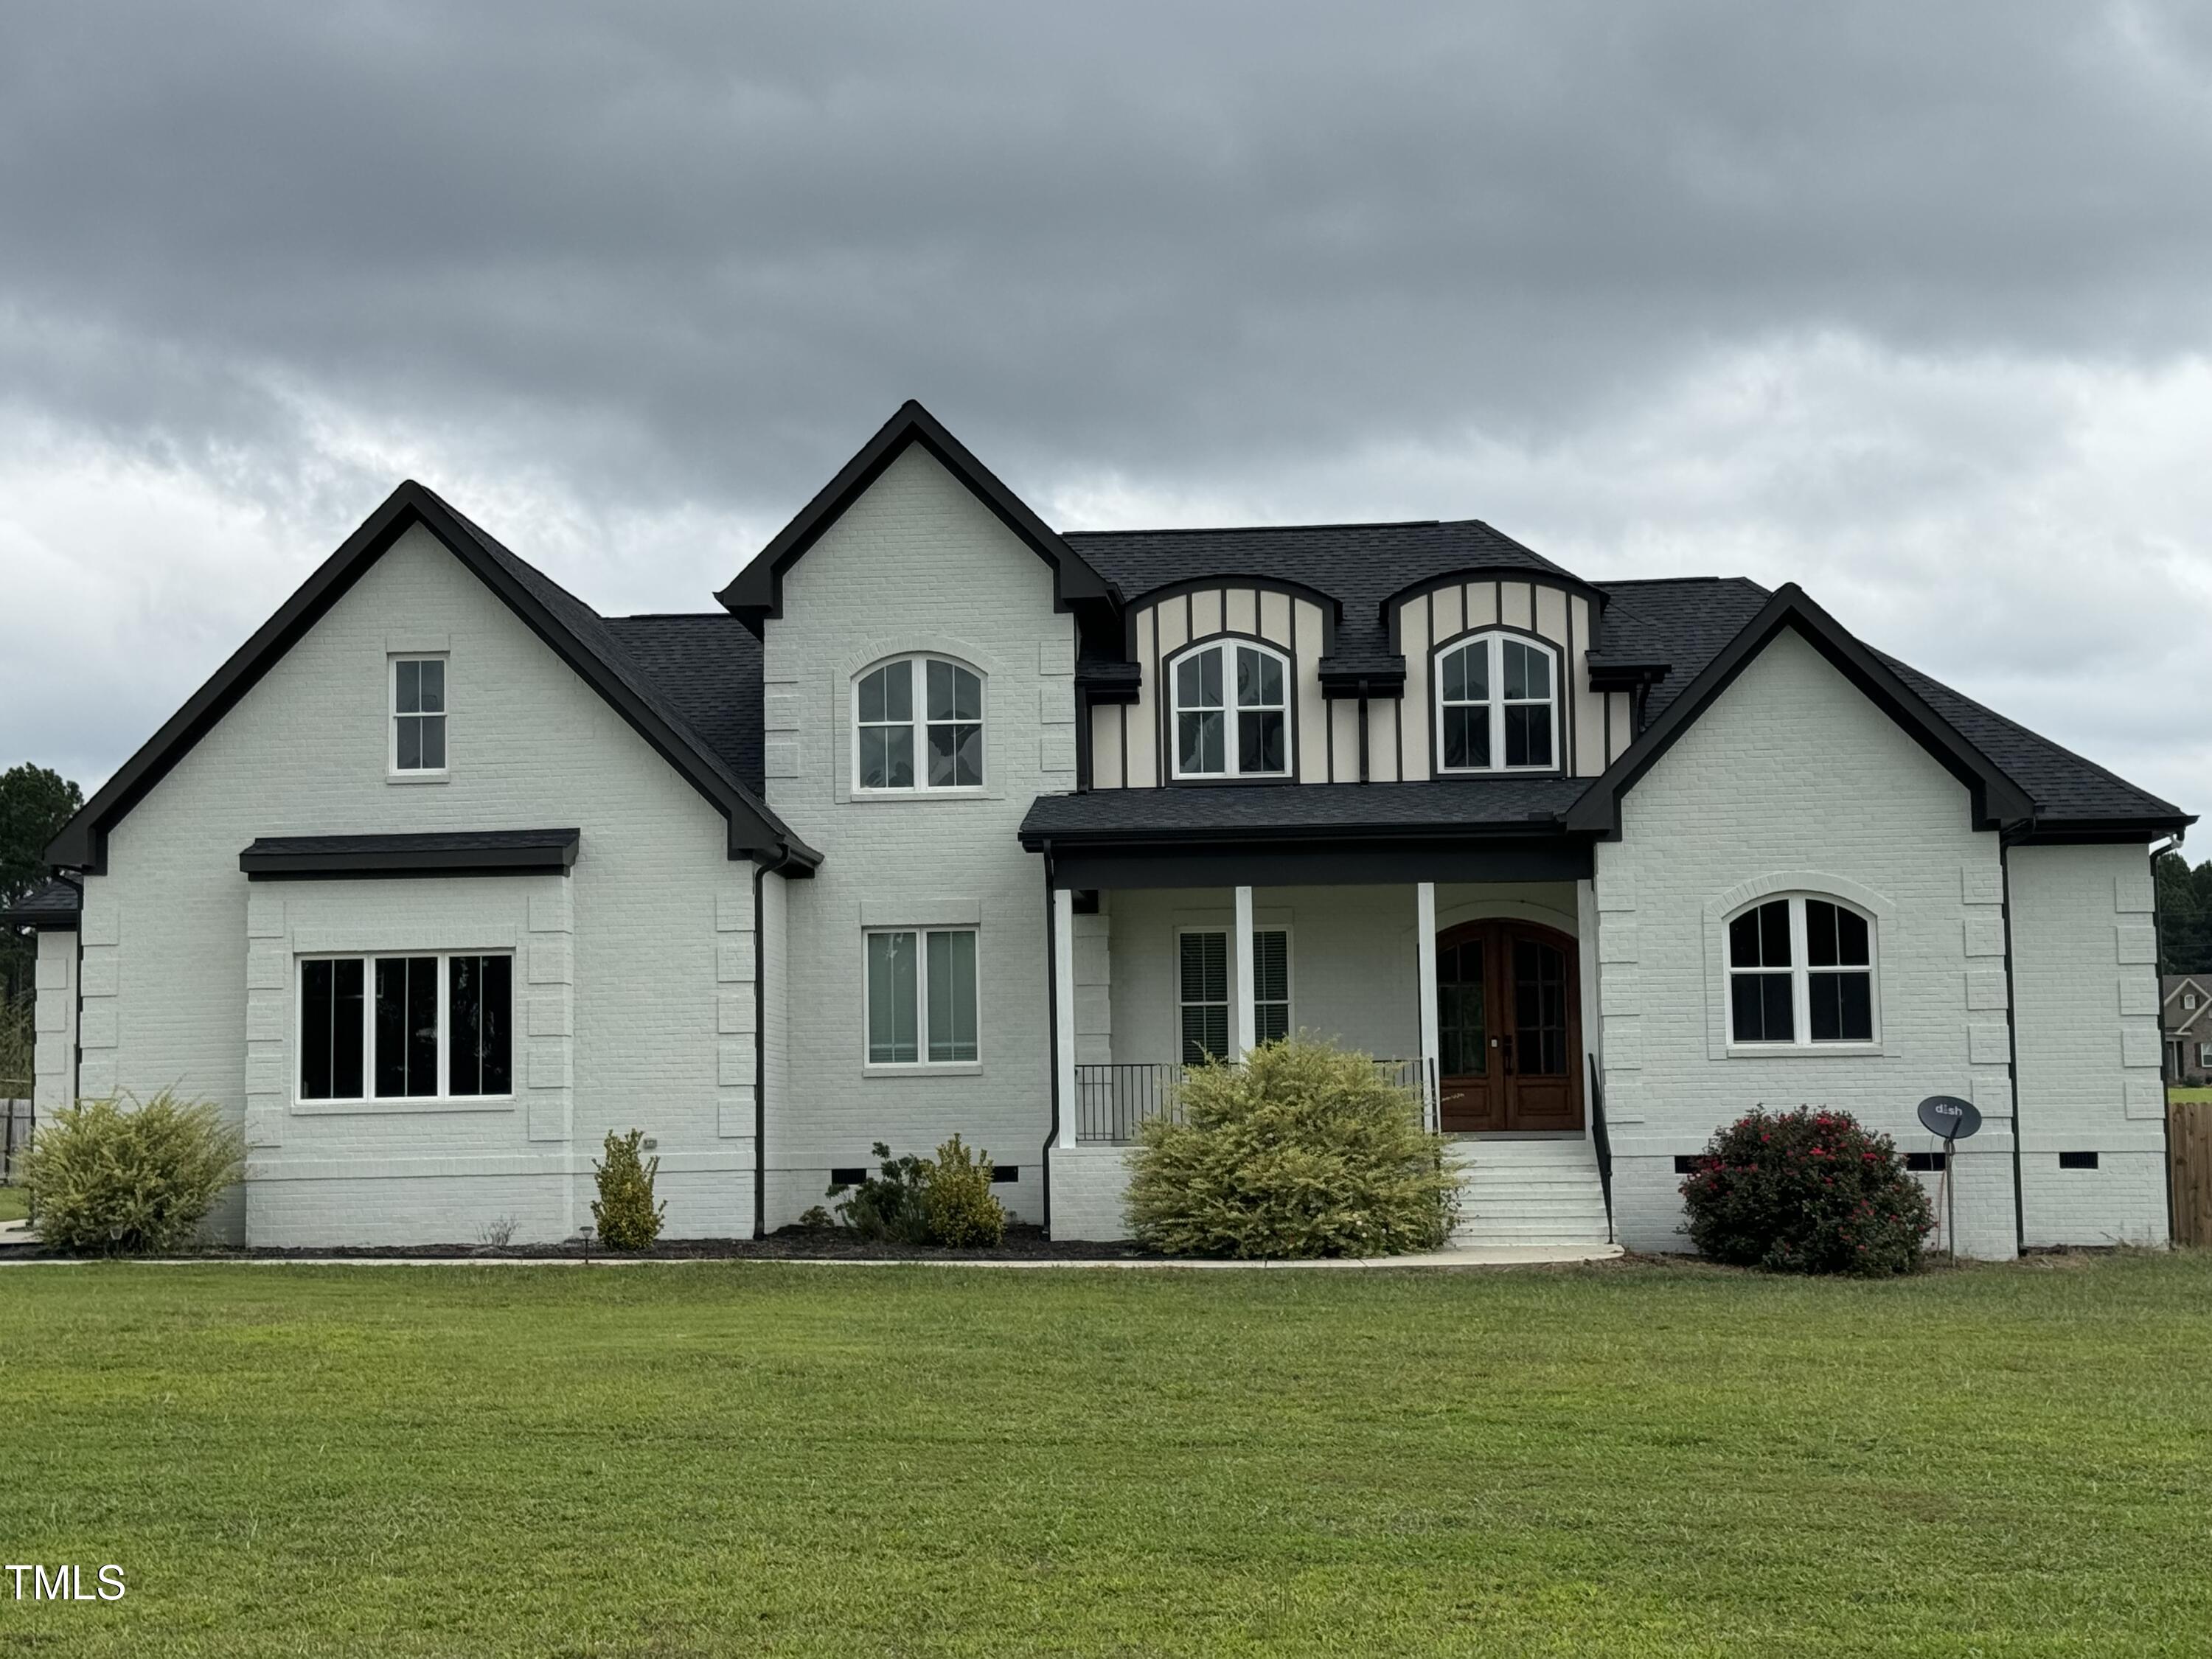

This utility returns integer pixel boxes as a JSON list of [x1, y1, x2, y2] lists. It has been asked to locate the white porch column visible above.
[[1234, 884, 1257, 1058], [1416, 882, 1439, 1096], [1053, 888, 1077, 1144]]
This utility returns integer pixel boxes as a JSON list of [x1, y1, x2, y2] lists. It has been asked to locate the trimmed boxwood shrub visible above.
[[1127, 1037, 1456, 1259], [1680, 1105, 1933, 1276], [591, 1129, 666, 1250], [24, 1091, 244, 1254]]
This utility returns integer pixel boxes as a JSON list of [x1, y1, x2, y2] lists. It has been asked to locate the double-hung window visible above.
[[1436, 633, 1556, 772], [1170, 641, 1289, 779], [855, 656, 984, 790], [1178, 927, 1291, 1062], [298, 952, 511, 1102], [1725, 897, 1875, 1046], [865, 928, 978, 1064], [391, 657, 447, 773]]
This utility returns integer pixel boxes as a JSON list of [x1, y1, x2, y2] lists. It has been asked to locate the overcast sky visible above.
[[4, 1, 2209, 823]]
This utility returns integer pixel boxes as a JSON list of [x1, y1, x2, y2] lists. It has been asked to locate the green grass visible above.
[[0, 1184, 24, 1223], [2, 1254, 2211, 1657], [2167, 1085, 2212, 1103]]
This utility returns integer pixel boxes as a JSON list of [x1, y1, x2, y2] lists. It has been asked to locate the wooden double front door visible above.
[[1436, 921, 1584, 1133]]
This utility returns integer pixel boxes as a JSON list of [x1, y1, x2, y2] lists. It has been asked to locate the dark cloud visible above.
[[1, 1, 2208, 813]]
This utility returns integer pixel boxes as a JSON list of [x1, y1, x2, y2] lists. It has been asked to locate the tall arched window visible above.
[[1436, 633, 1557, 772], [1169, 639, 1290, 779], [853, 655, 984, 791], [1726, 894, 1877, 1045]]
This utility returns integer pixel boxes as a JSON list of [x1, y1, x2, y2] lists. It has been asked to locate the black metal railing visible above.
[[1074, 1057, 1435, 1145], [1587, 1054, 1614, 1244]]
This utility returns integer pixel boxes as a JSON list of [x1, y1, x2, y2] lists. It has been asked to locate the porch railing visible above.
[[1074, 1057, 1436, 1145]]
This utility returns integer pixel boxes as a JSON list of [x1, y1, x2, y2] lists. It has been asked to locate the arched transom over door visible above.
[[1435, 920, 1583, 1133]]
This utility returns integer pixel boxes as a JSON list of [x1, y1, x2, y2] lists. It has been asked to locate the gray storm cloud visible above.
[[1, 1, 2208, 814]]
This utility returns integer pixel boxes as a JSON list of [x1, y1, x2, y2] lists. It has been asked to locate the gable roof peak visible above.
[[716, 400, 1118, 622]]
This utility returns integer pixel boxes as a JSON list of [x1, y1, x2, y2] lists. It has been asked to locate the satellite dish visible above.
[[1917, 1095, 1982, 1140]]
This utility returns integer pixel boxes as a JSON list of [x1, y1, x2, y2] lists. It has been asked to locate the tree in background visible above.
[[1, 763, 85, 1009], [2157, 852, 2212, 975]]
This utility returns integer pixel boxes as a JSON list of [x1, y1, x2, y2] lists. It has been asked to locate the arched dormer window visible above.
[[854, 655, 984, 791], [1726, 894, 1877, 1045], [1169, 639, 1290, 780], [1436, 633, 1557, 773]]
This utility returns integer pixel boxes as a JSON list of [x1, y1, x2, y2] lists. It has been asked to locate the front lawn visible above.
[[0, 1184, 25, 1223], [1, 1253, 2209, 1656], [2167, 1085, 2212, 1104]]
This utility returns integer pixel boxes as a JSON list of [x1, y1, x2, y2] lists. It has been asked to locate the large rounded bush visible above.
[[1680, 1105, 1933, 1276], [24, 1091, 244, 1254], [1127, 1037, 1456, 1259]]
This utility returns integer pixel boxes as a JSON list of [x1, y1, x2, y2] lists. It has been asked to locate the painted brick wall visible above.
[[761, 445, 1069, 1225], [2008, 841, 2169, 1247], [72, 526, 757, 1246], [32, 929, 77, 1116], [1593, 628, 2020, 1259]]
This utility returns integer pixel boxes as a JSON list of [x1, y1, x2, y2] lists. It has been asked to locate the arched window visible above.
[[1726, 895, 1876, 1045], [1436, 633, 1557, 773], [853, 655, 984, 791], [1169, 639, 1290, 779]]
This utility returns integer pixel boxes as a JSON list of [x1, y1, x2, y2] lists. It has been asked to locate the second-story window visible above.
[[1436, 633, 1556, 773], [1171, 641, 1289, 780], [855, 655, 984, 791], [391, 657, 447, 773]]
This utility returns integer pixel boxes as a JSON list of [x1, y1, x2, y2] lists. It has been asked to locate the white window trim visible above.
[[1433, 631, 1561, 775], [861, 926, 983, 1074], [291, 951, 515, 1113], [851, 654, 987, 796], [2199, 1041, 2211, 1067], [1722, 894, 1880, 1054], [1166, 639, 1293, 782], [388, 654, 450, 782]]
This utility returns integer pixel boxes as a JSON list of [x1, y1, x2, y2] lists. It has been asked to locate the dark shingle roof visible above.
[[1021, 779, 1590, 845], [602, 614, 765, 796], [1881, 656, 2188, 827], [4, 877, 82, 928], [1065, 519, 1579, 660], [1592, 577, 1773, 722]]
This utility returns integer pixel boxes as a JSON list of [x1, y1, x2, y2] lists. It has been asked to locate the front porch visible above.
[[1042, 876, 1615, 1247]]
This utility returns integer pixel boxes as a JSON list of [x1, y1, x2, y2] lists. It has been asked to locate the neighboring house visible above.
[[2162, 974, 2212, 1085], [5, 401, 2192, 1256]]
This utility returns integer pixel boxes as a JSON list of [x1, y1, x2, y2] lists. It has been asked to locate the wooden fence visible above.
[[2173, 1099, 2212, 1248]]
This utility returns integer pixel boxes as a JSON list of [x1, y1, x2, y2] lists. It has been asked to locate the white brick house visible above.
[[9, 400, 2191, 1255]]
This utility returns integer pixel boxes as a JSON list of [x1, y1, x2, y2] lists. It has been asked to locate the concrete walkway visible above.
[[0, 1239, 1623, 1269]]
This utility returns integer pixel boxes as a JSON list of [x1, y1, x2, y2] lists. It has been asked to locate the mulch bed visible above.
[[4, 1224, 1150, 1262]]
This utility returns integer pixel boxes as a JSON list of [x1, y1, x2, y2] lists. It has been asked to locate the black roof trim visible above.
[[1565, 585, 2037, 838], [1114, 574, 1343, 654], [2004, 818, 2195, 846], [45, 482, 819, 877], [4, 876, 83, 930], [1317, 653, 1408, 698], [1020, 778, 1587, 850], [240, 830, 581, 880], [717, 400, 1118, 622], [1074, 658, 1143, 705], [1380, 566, 1610, 648]]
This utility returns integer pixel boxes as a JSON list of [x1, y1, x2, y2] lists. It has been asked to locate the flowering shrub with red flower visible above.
[[1679, 1105, 1933, 1276]]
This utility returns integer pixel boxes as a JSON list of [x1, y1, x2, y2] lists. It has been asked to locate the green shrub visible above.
[[828, 1137, 1008, 1247], [924, 1134, 1006, 1247], [1680, 1105, 1934, 1276], [24, 1091, 243, 1254], [828, 1142, 933, 1243], [1127, 1037, 1457, 1259], [591, 1129, 665, 1250]]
